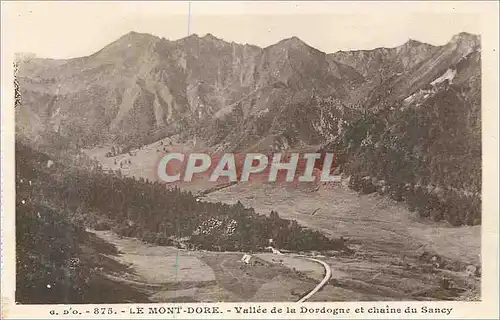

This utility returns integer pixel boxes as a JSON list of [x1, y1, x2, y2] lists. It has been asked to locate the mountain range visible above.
[[16, 31, 479, 149]]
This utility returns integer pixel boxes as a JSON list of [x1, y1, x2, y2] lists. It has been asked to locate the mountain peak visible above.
[[404, 39, 425, 47], [201, 33, 228, 45], [120, 31, 157, 41], [111, 31, 159, 48], [179, 33, 200, 42], [449, 32, 480, 52], [282, 36, 306, 45], [91, 31, 159, 59], [451, 32, 480, 43], [202, 33, 218, 40], [270, 36, 316, 51]]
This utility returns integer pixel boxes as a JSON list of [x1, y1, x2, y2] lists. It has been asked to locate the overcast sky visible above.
[[4, 1, 485, 59]]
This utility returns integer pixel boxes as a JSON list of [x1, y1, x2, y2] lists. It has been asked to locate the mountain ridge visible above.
[[17, 31, 480, 61], [15, 31, 480, 151]]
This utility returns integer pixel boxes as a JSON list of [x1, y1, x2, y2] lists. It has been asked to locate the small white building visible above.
[[241, 254, 252, 264]]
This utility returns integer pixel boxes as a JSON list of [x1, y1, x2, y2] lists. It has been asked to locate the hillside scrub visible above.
[[320, 85, 481, 226]]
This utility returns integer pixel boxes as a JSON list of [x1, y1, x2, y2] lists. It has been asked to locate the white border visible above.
[[1, 1, 499, 319]]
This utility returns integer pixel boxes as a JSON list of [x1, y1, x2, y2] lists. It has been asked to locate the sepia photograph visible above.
[[1, 1, 499, 319]]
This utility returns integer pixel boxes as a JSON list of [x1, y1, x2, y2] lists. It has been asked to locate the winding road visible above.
[[201, 184, 334, 302], [296, 257, 332, 302]]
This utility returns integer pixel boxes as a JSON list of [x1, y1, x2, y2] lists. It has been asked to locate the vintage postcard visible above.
[[1, 1, 499, 319]]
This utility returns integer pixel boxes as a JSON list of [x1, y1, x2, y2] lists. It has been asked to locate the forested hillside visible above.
[[318, 70, 481, 226], [16, 143, 152, 303], [16, 142, 347, 256]]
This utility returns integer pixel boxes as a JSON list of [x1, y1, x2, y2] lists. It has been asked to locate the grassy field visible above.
[[205, 183, 480, 265], [91, 230, 322, 302], [205, 183, 480, 301]]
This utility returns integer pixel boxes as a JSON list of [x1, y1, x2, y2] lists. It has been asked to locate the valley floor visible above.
[[83, 137, 481, 302], [205, 183, 480, 266], [91, 230, 322, 302]]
